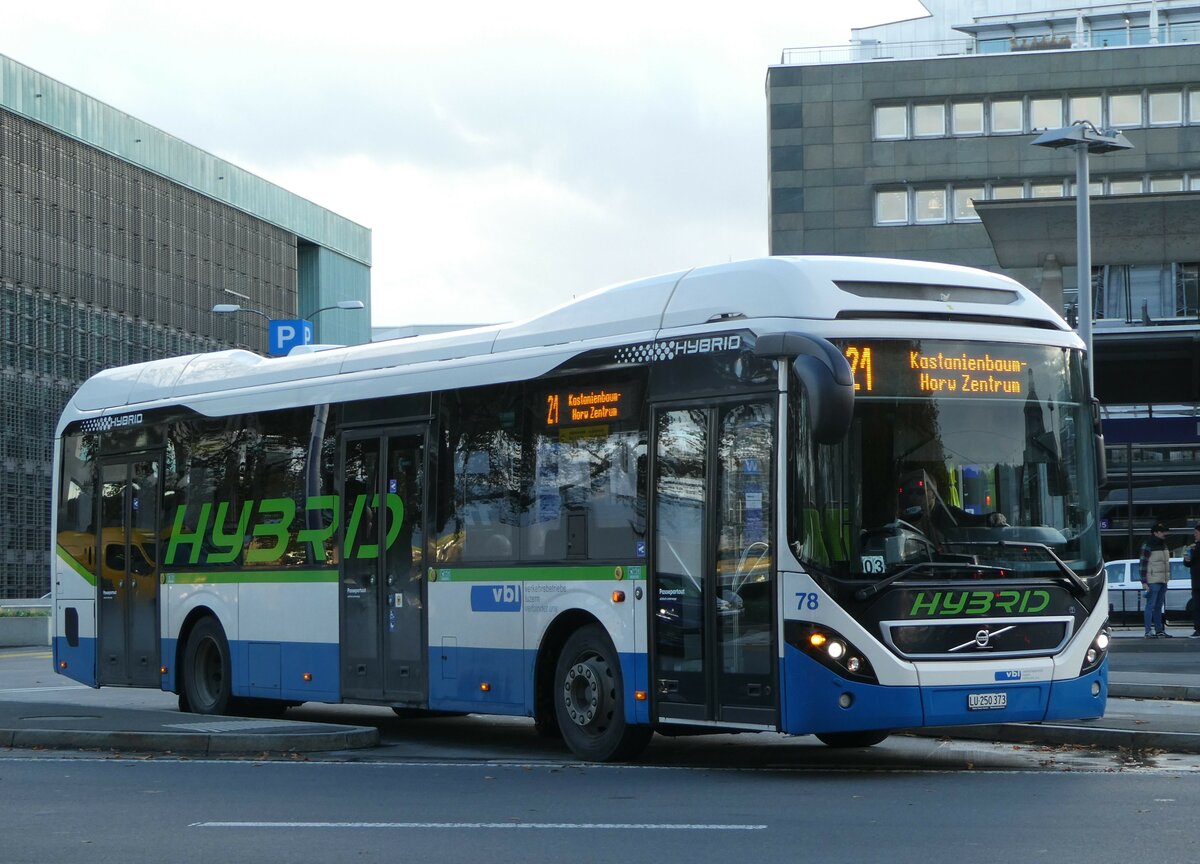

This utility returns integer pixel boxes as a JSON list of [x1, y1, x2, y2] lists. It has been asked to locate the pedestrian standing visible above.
[[1184, 523, 1200, 638], [1139, 522, 1173, 638]]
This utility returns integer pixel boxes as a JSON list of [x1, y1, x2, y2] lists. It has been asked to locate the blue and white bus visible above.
[[51, 256, 1110, 760]]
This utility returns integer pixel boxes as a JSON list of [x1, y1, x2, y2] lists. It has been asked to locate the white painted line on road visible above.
[[191, 821, 767, 830], [0, 685, 88, 693]]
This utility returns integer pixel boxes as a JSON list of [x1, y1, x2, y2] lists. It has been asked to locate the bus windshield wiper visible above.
[[943, 539, 1089, 597]]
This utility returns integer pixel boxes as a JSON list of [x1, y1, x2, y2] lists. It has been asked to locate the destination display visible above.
[[837, 340, 1069, 399], [542, 384, 635, 428]]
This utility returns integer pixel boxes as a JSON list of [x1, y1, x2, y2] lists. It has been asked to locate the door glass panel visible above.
[[384, 435, 425, 699], [341, 437, 382, 695], [128, 459, 160, 684], [97, 462, 127, 681], [654, 409, 708, 711], [715, 403, 775, 713]]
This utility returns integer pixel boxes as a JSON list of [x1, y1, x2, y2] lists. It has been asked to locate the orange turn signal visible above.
[[303, 672, 313, 682], [160, 666, 168, 675], [480, 682, 491, 692], [59, 661, 68, 670], [635, 691, 647, 701], [612, 590, 626, 603], [809, 633, 827, 648]]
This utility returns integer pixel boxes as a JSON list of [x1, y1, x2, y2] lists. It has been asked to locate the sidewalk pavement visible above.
[[1, 628, 1198, 757], [0, 699, 379, 755]]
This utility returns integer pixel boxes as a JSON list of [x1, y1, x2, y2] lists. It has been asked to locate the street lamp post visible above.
[[304, 299, 365, 342], [211, 302, 271, 351], [1031, 121, 1134, 391]]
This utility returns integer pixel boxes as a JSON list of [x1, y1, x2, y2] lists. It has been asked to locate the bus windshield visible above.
[[793, 338, 1101, 579]]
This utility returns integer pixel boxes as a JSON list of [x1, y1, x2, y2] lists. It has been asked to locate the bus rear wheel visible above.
[[816, 730, 889, 748], [181, 617, 232, 715], [553, 625, 651, 762]]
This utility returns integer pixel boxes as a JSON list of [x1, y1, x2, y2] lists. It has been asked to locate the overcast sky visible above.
[[7, 1, 927, 327]]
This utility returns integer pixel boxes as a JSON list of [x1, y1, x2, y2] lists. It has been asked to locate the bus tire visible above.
[[181, 617, 233, 715], [553, 624, 651, 762], [816, 730, 889, 748]]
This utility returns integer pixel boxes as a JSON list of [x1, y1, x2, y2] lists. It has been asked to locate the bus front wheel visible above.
[[553, 625, 651, 762], [181, 617, 233, 715], [816, 730, 889, 748]]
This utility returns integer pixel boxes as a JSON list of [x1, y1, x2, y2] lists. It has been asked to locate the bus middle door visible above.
[[340, 429, 428, 705]]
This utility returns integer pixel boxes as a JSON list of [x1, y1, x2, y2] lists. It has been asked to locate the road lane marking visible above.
[[0, 685, 88, 693], [191, 821, 767, 830], [0, 651, 51, 659]]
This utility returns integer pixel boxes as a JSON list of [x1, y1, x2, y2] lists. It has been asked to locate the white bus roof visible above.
[[59, 256, 1074, 429]]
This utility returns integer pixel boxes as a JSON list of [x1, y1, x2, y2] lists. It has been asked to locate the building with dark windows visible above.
[[1, 53, 371, 597], [767, 0, 1200, 560]]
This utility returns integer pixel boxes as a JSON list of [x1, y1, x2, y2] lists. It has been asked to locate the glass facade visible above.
[[1, 106, 302, 597]]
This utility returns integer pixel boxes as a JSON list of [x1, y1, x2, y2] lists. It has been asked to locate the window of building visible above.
[[1176, 264, 1200, 318], [953, 187, 983, 221], [1067, 180, 1104, 197], [1029, 97, 1063, 130], [1107, 93, 1143, 127], [1190, 90, 1200, 124], [1108, 178, 1144, 195], [1069, 95, 1102, 125], [912, 103, 945, 137], [914, 189, 947, 223], [1190, 175, 1200, 192], [989, 184, 1025, 200], [1150, 177, 1184, 193], [874, 105, 907, 139], [990, 100, 1023, 133], [1030, 181, 1064, 198], [951, 101, 984, 135], [875, 190, 908, 224], [1149, 91, 1182, 125]]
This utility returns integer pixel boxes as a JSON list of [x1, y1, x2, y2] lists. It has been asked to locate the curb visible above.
[[913, 722, 1200, 753], [0, 726, 379, 755], [1109, 683, 1200, 701]]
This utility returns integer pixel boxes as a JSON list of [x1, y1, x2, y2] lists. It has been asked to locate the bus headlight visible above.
[[1080, 622, 1111, 675], [787, 622, 877, 684]]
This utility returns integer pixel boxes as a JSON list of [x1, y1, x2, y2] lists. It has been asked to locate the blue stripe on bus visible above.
[[53, 636, 97, 687], [1045, 662, 1106, 721], [160, 638, 340, 703], [781, 644, 1107, 735], [780, 644, 923, 734], [426, 645, 649, 724]]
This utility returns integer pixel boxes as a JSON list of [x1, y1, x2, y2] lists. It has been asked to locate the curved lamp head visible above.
[[212, 303, 241, 313]]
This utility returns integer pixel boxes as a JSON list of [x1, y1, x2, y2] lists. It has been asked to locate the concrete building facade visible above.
[[768, 1, 1200, 560], [0, 53, 371, 597]]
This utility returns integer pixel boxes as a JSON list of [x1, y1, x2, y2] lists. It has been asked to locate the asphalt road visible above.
[[1, 755, 1197, 864]]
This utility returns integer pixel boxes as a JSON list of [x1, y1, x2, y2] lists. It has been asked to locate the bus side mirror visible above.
[[755, 332, 855, 445], [1092, 400, 1107, 487]]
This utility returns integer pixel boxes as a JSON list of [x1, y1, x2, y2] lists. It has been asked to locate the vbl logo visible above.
[[470, 584, 522, 612]]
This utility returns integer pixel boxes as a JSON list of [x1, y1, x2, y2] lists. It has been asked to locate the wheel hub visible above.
[[563, 660, 604, 727]]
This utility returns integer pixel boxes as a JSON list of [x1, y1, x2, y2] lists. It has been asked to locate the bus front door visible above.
[[340, 429, 428, 705], [96, 454, 162, 687], [651, 401, 777, 728]]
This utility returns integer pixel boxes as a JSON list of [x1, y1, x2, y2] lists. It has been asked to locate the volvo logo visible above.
[[949, 623, 1017, 653]]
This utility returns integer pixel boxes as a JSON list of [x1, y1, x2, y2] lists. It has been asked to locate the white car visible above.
[[1105, 558, 1195, 622]]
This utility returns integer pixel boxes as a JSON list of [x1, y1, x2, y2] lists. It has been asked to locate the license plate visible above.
[[968, 692, 1007, 710]]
